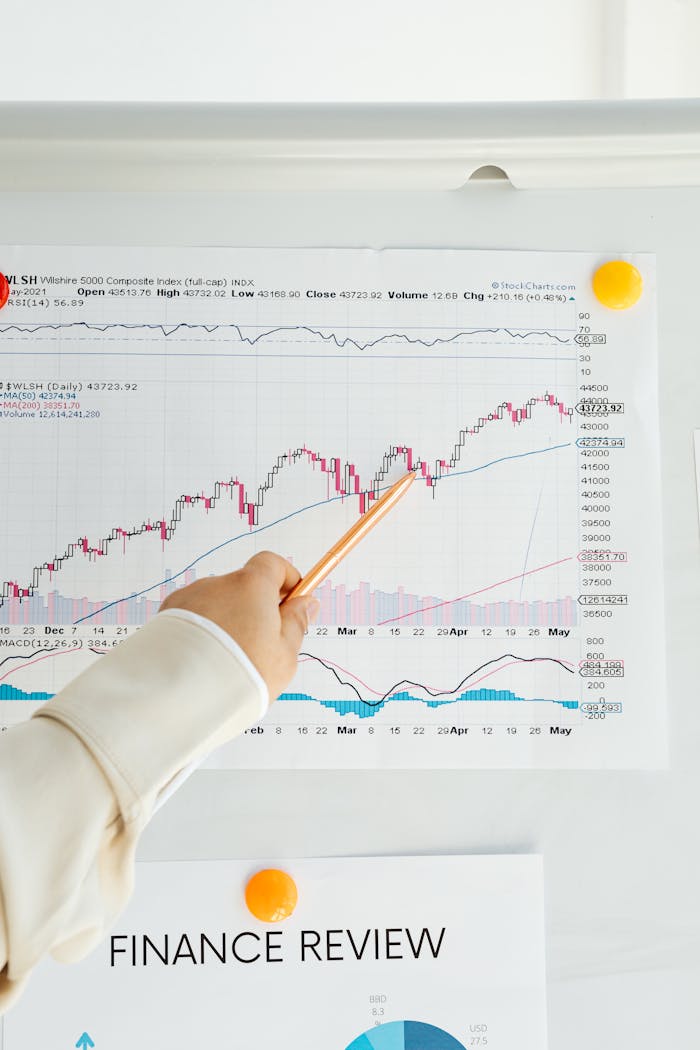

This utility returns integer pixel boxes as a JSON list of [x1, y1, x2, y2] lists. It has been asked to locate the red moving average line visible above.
[[377, 556, 574, 625]]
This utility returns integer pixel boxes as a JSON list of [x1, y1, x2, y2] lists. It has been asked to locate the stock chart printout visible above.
[[2, 855, 547, 1050], [0, 246, 666, 768]]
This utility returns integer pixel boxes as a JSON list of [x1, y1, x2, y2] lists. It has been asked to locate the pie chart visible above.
[[345, 1020, 467, 1049]]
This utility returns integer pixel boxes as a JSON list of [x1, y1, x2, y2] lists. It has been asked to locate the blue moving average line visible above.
[[73, 442, 572, 624]]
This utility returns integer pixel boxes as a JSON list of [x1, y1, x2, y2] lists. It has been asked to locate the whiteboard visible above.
[[1, 112, 699, 1049]]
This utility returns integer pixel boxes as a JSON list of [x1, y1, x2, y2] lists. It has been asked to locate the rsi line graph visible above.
[[1, 392, 574, 610], [280, 651, 579, 718], [0, 320, 574, 351]]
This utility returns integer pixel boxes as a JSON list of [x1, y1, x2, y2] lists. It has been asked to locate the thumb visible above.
[[279, 596, 320, 651]]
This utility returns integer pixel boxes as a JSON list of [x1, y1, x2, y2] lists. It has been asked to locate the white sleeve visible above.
[[0, 611, 267, 1013], [150, 609, 269, 810], [157, 608, 268, 719]]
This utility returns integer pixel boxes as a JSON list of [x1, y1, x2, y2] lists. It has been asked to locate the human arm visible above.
[[0, 552, 317, 1011]]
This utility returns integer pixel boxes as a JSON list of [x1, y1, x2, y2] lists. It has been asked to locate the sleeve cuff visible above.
[[34, 611, 267, 825], [157, 608, 268, 718]]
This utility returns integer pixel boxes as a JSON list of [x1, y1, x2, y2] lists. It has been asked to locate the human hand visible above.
[[159, 551, 319, 702]]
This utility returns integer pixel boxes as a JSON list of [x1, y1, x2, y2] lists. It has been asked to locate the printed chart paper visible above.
[[0, 246, 666, 767], [3, 855, 547, 1050]]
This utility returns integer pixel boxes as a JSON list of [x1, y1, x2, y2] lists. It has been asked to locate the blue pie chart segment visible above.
[[405, 1021, 466, 1049], [345, 1020, 467, 1050], [345, 1036, 377, 1050]]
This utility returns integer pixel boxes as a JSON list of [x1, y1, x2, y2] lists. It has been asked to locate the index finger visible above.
[[242, 550, 302, 597]]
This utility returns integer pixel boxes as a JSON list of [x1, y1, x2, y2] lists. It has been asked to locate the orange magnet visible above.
[[245, 868, 298, 923], [0, 273, 9, 310], [592, 260, 643, 310]]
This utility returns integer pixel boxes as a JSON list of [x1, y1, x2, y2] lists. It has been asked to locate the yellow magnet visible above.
[[592, 260, 643, 310], [245, 869, 298, 923]]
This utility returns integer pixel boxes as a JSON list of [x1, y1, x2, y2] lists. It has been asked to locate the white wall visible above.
[[1, 0, 698, 102]]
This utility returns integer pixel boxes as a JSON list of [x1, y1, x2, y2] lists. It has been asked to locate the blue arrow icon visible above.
[[75, 1034, 95, 1049]]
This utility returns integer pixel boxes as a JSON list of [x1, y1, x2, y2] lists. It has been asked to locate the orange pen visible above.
[[281, 471, 417, 603]]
